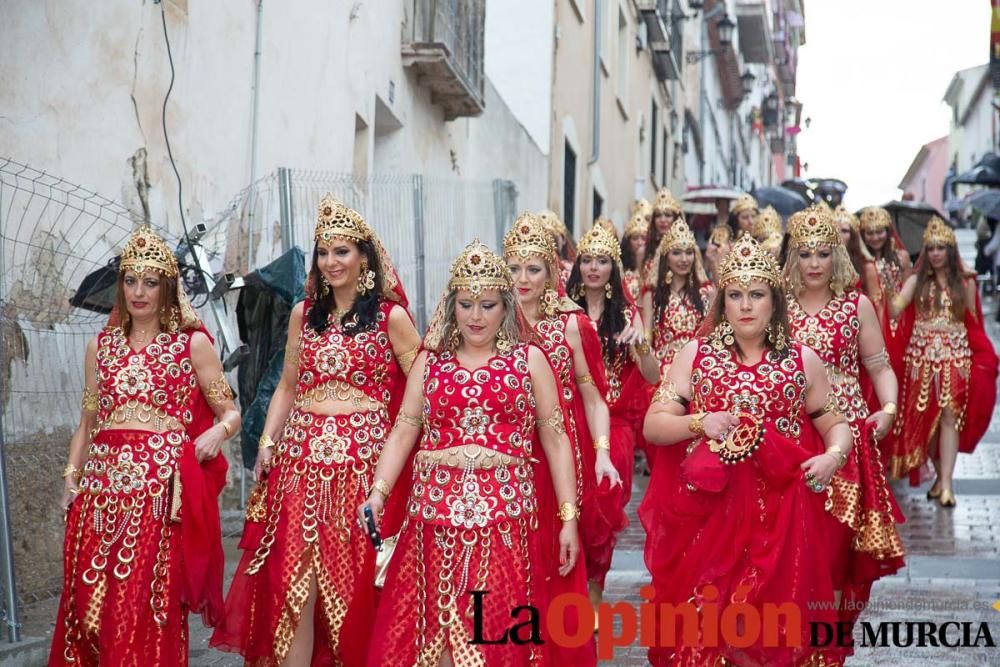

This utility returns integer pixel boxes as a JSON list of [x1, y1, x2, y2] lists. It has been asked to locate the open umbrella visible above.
[[882, 200, 947, 256], [968, 190, 1000, 220], [952, 165, 1000, 186], [751, 186, 809, 219], [681, 186, 744, 203]]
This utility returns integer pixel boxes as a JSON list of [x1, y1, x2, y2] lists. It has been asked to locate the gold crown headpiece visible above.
[[833, 205, 859, 233], [922, 216, 956, 248], [788, 205, 841, 249], [536, 209, 568, 239], [858, 206, 892, 233], [594, 217, 619, 239], [504, 212, 557, 261], [653, 188, 682, 215], [448, 239, 513, 297], [631, 198, 653, 220], [624, 211, 649, 239], [314, 193, 372, 244], [578, 224, 621, 263], [119, 225, 179, 278], [718, 235, 782, 288], [730, 193, 759, 217], [657, 217, 697, 253], [752, 206, 783, 240]]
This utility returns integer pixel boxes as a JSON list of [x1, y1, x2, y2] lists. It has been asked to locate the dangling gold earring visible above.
[[167, 306, 180, 332], [768, 322, 787, 351], [712, 320, 735, 349], [575, 283, 587, 299], [541, 282, 558, 317], [664, 269, 674, 287], [604, 282, 613, 300], [448, 326, 461, 351], [320, 275, 331, 296], [495, 328, 512, 355], [357, 262, 375, 294]]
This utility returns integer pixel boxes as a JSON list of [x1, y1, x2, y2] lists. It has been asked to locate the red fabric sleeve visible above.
[[960, 290, 998, 453]]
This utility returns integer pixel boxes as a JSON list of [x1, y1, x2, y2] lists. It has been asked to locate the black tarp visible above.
[[236, 248, 306, 468]]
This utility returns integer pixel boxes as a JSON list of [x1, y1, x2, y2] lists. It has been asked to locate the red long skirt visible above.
[[50, 429, 189, 667], [210, 409, 388, 666]]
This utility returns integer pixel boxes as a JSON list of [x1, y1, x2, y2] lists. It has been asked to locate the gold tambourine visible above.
[[707, 414, 763, 464]]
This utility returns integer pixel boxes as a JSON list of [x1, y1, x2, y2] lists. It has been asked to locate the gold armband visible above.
[[81, 388, 99, 412], [862, 348, 889, 370], [891, 294, 907, 312], [285, 339, 300, 366], [537, 406, 566, 435], [558, 502, 581, 522], [371, 478, 391, 499], [593, 436, 610, 451], [206, 375, 235, 407], [62, 463, 81, 482], [808, 395, 843, 421], [635, 341, 651, 356], [395, 412, 423, 429], [396, 347, 418, 374], [259, 434, 276, 450], [652, 381, 689, 408], [575, 373, 594, 386]]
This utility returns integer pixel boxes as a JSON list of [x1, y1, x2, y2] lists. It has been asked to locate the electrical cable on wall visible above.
[[157, 0, 216, 308]]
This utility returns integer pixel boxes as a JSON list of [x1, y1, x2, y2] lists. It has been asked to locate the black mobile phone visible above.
[[363, 505, 383, 551]]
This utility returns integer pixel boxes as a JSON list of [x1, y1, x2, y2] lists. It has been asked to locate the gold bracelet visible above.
[[635, 341, 651, 356], [395, 412, 423, 429], [219, 421, 233, 437], [881, 402, 897, 416], [593, 436, 611, 451], [558, 501, 581, 522], [62, 463, 81, 481], [81, 388, 99, 412], [372, 478, 391, 499], [259, 434, 276, 450], [825, 446, 848, 469]]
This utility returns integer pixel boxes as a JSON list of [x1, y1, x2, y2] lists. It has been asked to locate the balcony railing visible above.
[[402, 0, 485, 120], [637, 0, 684, 80]]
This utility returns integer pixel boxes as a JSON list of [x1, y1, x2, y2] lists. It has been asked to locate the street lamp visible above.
[[740, 69, 755, 98], [686, 13, 737, 63]]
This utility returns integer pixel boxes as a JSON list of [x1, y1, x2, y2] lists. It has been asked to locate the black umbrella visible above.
[[751, 186, 810, 219], [882, 200, 946, 256], [969, 190, 1000, 219], [952, 165, 1000, 186], [69, 257, 120, 313]]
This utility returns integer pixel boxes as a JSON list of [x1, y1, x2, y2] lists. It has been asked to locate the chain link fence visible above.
[[0, 157, 517, 638]]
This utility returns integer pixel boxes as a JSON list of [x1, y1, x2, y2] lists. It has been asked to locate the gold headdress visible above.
[[120, 225, 179, 278], [594, 217, 619, 240], [632, 198, 653, 221], [717, 234, 782, 288], [656, 217, 697, 253], [730, 193, 758, 217], [314, 193, 371, 244], [504, 212, 558, 261], [624, 212, 649, 239], [858, 206, 892, 233], [653, 188, 682, 215], [578, 224, 621, 263], [788, 205, 841, 249], [752, 206, 783, 241], [833, 205, 860, 233], [537, 209, 568, 239], [922, 216, 956, 247], [448, 239, 513, 296]]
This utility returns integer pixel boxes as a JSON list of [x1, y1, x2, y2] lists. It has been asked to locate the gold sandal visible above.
[[926, 480, 942, 500], [938, 489, 957, 508]]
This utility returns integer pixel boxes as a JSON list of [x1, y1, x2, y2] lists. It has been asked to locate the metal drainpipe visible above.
[[589, 0, 601, 166], [248, 0, 263, 271], [698, 12, 707, 184]]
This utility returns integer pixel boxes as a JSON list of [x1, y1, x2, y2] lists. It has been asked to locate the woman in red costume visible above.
[[51, 226, 238, 666], [360, 240, 582, 666], [640, 235, 852, 667], [887, 217, 999, 506], [210, 195, 420, 665], [859, 206, 911, 332], [705, 193, 758, 280], [642, 188, 684, 282], [642, 217, 715, 376], [565, 224, 659, 606], [505, 214, 621, 619], [621, 208, 649, 302], [783, 206, 905, 628], [537, 209, 576, 287], [751, 205, 784, 259]]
